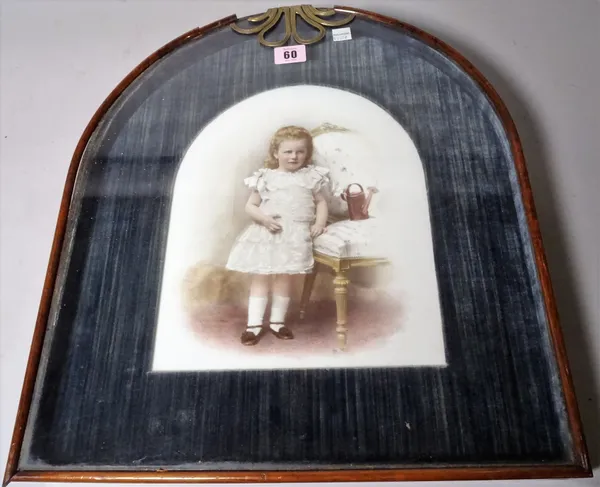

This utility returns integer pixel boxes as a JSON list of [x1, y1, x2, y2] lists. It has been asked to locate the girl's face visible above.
[[274, 138, 309, 172]]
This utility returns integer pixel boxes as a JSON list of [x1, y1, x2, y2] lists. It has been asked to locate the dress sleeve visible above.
[[243, 168, 268, 192], [309, 165, 331, 194]]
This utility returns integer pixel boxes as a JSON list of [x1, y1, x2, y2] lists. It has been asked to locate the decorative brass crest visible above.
[[231, 5, 355, 47]]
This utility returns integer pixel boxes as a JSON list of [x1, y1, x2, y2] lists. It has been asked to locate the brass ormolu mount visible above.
[[231, 5, 355, 47]]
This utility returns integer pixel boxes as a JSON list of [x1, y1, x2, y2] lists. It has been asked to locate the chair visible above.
[[300, 123, 391, 350], [299, 218, 390, 350]]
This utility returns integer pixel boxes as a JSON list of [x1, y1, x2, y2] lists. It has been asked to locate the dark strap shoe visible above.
[[241, 326, 265, 346], [269, 323, 294, 340]]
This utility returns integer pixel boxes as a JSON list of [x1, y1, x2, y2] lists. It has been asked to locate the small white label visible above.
[[273, 45, 307, 64], [332, 27, 352, 42]]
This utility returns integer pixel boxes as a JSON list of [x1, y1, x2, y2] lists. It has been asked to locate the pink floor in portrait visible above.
[[187, 296, 402, 358]]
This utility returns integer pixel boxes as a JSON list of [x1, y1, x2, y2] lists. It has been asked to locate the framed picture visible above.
[[3, 5, 591, 483]]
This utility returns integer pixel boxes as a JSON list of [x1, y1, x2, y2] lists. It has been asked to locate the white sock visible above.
[[270, 295, 290, 331], [247, 296, 268, 335]]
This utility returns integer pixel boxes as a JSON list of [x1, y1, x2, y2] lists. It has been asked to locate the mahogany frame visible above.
[[3, 7, 591, 484]]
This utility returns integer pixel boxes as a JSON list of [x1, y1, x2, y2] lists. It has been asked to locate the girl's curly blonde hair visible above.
[[264, 126, 313, 169]]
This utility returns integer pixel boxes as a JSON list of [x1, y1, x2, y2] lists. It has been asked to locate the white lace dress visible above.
[[226, 165, 329, 275]]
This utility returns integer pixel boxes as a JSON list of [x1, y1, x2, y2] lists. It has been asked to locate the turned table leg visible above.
[[299, 265, 318, 321], [333, 271, 350, 350]]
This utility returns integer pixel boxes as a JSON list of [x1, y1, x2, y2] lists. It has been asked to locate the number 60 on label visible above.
[[274, 45, 307, 65]]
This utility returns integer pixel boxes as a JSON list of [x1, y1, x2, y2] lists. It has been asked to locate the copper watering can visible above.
[[341, 183, 378, 220]]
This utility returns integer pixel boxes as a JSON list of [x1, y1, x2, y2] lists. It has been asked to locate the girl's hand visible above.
[[263, 215, 282, 233], [310, 224, 326, 238]]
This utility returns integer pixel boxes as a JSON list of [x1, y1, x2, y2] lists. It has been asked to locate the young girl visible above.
[[226, 126, 329, 345]]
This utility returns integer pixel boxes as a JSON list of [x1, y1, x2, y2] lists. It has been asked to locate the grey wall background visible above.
[[1, 0, 598, 485]]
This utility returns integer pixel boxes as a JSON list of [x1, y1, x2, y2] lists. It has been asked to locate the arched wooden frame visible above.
[[3, 6, 590, 484]]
